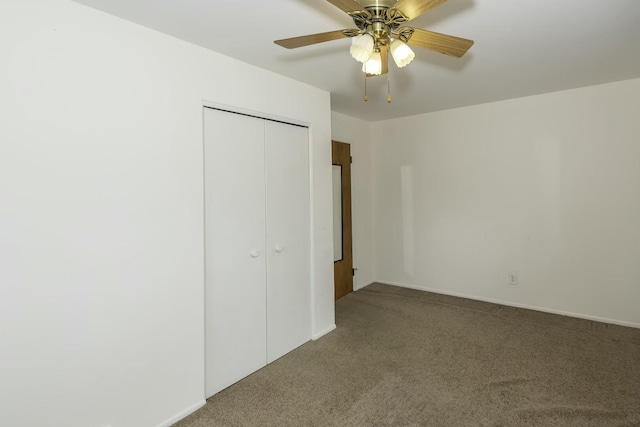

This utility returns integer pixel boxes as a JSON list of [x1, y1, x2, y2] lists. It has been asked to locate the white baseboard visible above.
[[156, 399, 206, 427], [354, 280, 375, 291], [313, 324, 336, 340], [377, 280, 640, 330]]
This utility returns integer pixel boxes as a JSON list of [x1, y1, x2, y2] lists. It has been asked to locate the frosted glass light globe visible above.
[[390, 39, 415, 68], [350, 34, 375, 63], [362, 51, 382, 75]]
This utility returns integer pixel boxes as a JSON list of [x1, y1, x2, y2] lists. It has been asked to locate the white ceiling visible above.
[[73, 0, 640, 122]]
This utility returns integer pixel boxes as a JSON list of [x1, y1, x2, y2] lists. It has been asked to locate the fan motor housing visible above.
[[349, 0, 407, 40]]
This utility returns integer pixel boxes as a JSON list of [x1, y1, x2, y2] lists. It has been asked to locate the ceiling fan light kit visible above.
[[275, 0, 474, 102]]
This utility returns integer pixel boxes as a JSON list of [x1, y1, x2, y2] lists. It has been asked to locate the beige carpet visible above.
[[176, 283, 640, 426]]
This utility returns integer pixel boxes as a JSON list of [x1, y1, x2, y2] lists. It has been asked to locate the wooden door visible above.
[[332, 140, 353, 300], [203, 108, 267, 398], [265, 121, 311, 363]]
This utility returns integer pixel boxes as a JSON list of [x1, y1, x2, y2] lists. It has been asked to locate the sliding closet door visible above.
[[204, 108, 267, 398], [265, 121, 311, 363]]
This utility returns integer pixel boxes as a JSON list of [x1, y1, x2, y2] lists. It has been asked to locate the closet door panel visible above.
[[204, 108, 267, 397], [265, 121, 311, 363]]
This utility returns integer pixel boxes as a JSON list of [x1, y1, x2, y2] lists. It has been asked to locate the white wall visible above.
[[371, 78, 640, 327], [0, 1, 334, 426], [331, 112, 375, 290]]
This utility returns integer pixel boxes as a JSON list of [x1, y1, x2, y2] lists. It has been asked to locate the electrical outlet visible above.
[[509, 272, 518, 285]]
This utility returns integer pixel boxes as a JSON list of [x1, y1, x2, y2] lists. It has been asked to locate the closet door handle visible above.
[[275, 246, 283, 253], [250, 250, 260, 258]]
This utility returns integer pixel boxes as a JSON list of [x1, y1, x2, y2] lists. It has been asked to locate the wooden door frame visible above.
[[332, 140, 353, 301]]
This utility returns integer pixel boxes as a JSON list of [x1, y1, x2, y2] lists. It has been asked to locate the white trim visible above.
[[156, 400, 206, 427], [308, 125, 317, 343], [378, 280, 640, 330], [354, 280, 375, 291], [201, 106, 208, 400], [312, 324, 336, 340], [202, 101, 311, 128]]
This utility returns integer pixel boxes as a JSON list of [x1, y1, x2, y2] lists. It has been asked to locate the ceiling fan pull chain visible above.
[[364, 73, 368, 102], [387, 77, 392, 103]]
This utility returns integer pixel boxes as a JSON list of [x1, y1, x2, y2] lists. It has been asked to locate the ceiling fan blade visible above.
[[406, 28, 474, 57], [393, 0, 449, 21], [380, 45, 389, 75], [327, 0, 365, 13], [274, 30, 355, 49]]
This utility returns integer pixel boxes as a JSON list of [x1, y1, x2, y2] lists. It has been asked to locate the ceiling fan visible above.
[[274, 0, 474, 78]]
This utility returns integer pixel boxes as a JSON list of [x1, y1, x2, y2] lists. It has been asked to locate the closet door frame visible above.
[[202, 101, 315, 396]]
